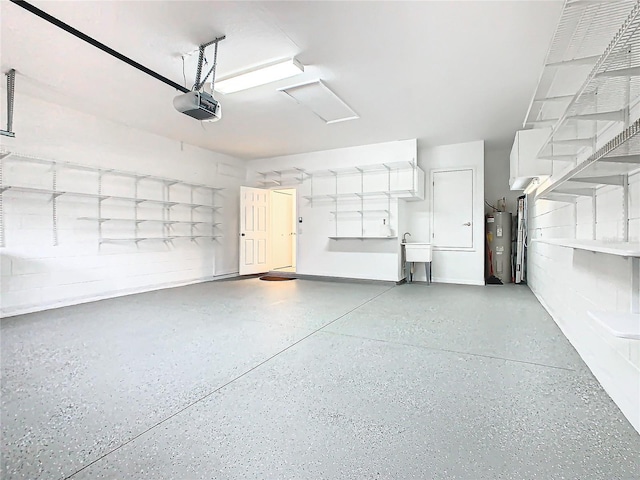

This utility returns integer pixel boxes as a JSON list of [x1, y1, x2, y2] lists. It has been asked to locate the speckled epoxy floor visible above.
[[1, 279, 639, 479]]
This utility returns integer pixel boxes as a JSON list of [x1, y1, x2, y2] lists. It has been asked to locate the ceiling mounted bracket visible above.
[[1, 69, 16, 138], [193, 36, 226, 92]]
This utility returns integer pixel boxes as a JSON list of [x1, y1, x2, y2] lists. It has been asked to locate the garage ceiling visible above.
[[1, 1, 563, 159]]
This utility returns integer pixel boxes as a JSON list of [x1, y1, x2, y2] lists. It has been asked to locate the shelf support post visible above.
[[573, 193, 577, 239], [387, 163, 392, 229], [622, 174, 629, 242], [624, 46, 631, 129], [412, 157, 416, 196], [592, 190, 597, 240], [0, 155, 4, 247], [190, 186, 195, 241], [632, 258, 639, 315], [135, 177, 140, 243], [359, 168, 364, 237], [52, 162, 58, 246], [211, 189, 216, 241], [334, 171, 338, 238], [98, 171, 103, 246], [166, 181, 172, 243]]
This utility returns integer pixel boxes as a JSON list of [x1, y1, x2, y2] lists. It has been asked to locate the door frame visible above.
[[269, 188, 298, 272], [430, 167, 476, 252]]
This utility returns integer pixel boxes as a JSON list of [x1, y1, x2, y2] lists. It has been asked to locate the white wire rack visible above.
[[0, 149, 224, 191], [524, 0, 638, 128], [255, 168, 307, 187], [537, 116, 640, 195], [0, 149, 224, 247], [535, 1, 640, 164]]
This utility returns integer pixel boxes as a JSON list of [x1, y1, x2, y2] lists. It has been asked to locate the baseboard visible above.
[[267, 271, 396, 286], [207, 272, 241, 281], [431, 277, 485, 286], [0, 272, 239, 318]]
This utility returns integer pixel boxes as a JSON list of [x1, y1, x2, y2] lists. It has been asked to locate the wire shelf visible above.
[[78, 217, 221, 226], [100, 235, 221, 244], [537, 116, 640, 195], [0, 185, 106, 199], [329, 209, 390, 215], [306, 160, 416, 178], [1, 186, 223, 208], [0, 149, 224, 191], [328, 236, 397, 240], [303, 189, 418, 201], [525, 0, 638, 127], [0, 148, 225, 247], [535, 1, 640, 160], [257, 168, 307, 177]]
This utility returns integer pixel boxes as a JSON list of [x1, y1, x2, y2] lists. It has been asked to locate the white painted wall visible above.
[[248, 139, 484, 285], [527, 149, 640, 432], [0, 91, 246, 316], [403, 140, 486, 285], [247, 140, 418, 282], [485, 146, 520, 215]]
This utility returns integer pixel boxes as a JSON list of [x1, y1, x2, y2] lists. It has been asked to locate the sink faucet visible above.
[[402, 232, 411, 243]]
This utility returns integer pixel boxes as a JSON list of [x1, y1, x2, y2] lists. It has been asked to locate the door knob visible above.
[[463, 222, 471, 226], [241, 233, 245, 236]]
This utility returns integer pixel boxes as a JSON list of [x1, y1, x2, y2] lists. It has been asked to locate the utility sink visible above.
[[402, 242, 432, 262]]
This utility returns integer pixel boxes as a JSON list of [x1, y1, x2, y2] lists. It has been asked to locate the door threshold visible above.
[[266, 270, 297, 278]]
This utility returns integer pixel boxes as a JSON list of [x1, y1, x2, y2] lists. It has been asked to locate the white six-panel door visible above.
[[432, 169, 474, 249], [239, 186, 270, 275]]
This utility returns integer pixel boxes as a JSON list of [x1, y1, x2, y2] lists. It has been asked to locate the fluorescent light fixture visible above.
[[523, 178, 540, 195], [214, 58, 304, 94], [279, 80, 359, 124]]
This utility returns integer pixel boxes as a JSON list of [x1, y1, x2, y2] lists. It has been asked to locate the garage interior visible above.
[[1, 1, 639, 479]]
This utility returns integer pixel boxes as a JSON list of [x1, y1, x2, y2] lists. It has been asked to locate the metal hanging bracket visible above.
[[193, 36, 226, 92], [1, 69, 16, 138]]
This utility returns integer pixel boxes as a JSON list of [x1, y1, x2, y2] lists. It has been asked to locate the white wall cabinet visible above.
[[509, 128, 553, 190]]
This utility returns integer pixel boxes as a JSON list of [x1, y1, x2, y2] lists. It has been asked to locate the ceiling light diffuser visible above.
[[279, 80, 359, 124], [214, 58, 304, 94]]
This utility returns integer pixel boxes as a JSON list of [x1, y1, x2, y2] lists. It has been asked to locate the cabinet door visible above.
[[518, 128, 552, 178], [432, 169, 474, 249], [511, 128, 553, 180]]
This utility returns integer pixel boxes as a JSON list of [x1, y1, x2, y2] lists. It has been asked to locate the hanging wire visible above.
[[181, 56, 187, 88], [484, 200, 499, 212]]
